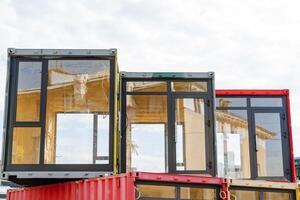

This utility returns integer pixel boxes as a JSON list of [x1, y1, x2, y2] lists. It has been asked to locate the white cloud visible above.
[[0, 0, 299, 158]]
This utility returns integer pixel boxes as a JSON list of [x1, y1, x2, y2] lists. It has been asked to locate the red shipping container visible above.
[[7, 172, 228, 200]]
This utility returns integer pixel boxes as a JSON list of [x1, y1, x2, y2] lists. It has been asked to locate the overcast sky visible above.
[[0, 0, 299, 157]]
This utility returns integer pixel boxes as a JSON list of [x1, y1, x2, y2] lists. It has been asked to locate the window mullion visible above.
[[39, 59, 48, 164]]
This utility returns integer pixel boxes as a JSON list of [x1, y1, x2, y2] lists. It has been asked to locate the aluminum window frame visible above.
[[229, 186, 296, 200], [3, 53, 116, 173], [120, 73, 216, 176], [135, 181, 221, 200], [216, 90, 294, 182]]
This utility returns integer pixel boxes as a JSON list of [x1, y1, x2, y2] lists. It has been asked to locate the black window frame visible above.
[[229, 186, 296, 200], [4, 55, 116, 172], [135, 181, 221, 200], [216, 95, 292, 181], [120, 75, 216, 176]]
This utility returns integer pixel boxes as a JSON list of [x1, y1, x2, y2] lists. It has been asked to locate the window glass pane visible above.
[[230, 190, 259, 200], [131, 124, 166, 172], [175, 98, 206, 171], [96, 114, 109, 164], [216, 98, 247, 107], [16, 62, 42, 121], [126, 81, 167, 92], [180, 187, 216, 199], [255, 113, 284, 177], [251, 98, 283, 107], [216, 110, 250, 179], [263, 192, 293, 200], [137, 184, 176, 199], [126, 95, 167, 172], [55, 114, 93, 164], [172, 82, 207, 92], [44, 60, 110, 164], [12, 127, 41, 164]]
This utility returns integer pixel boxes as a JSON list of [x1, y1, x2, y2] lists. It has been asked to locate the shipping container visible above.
[[228, 179, 297, 200], [2, 49, 119, 185], [119, 72, 217, 176], [215, 89, 295, 182], [7, 172, 228, 200]]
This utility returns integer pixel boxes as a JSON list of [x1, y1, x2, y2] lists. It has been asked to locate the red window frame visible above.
[[216, 89, 296, 182]]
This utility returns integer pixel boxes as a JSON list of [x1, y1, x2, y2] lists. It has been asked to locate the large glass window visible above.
[[216, 110, 250, 179], [123, 77, 215, 175], [126, 95, 167, 172], [175, 98, 206, 171], [216, 96, 290, 180], [255, 113, 284, 177], [16, 62, 42, 121], [12, 128, 41, 164], [44, 60, 110, 164], [136, 184, 218, 200]]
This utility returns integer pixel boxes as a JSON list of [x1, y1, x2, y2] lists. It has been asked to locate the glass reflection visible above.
[[263, 192, 292, 200], [216, 110, 250, 179], [172, 82, 207, 92], [12, 127, 41, 164], [137, 185, 176, 199], [180, 187, 216, 199], [126, 81, 167, 92], [126, 95, 167, 172], [255, 113, 284, 177], [44, 60, 110, 164], [175, 98, 206, 171], [230, 190, 259, 200], [16, 62, 42, 121]]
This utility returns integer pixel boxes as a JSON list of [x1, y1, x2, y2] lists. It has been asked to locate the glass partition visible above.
[[216, 97, 247, 107], [12, 61, 42, 165], [122, 77, 215, 175], [16, 62, 42, 122], [216, 95, 290, 181], [251, 98, 283, 107], [12, 128, 41, 164], [171, 81, 207, 92], [263, 191, 293, 200], [216, 110, 250, 179], [180, 187, 216, 199], [137, 185, 176, 199], [44, 60, 110, 164], [230, 188, 294, 200], [126, 81, 167, 92], [230, 190, 260, 200], [126, 95, 168, 172], [175, 98, 206, 171], [255, 113, 284, 177], [136, 184, 218, 200]]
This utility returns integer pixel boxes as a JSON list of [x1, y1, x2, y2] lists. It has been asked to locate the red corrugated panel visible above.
[[216, 89, 289, 96], [7, 172, 226, 200], [8, 181, 77, 200]]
